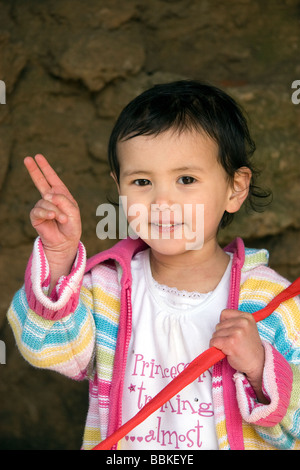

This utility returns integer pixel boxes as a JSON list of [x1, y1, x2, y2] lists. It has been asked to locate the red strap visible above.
[[93, 276, 300, 450]]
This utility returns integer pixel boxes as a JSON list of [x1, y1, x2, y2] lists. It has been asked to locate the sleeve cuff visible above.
[[233, 341, 293, 427], [25, 237, 86, 321]]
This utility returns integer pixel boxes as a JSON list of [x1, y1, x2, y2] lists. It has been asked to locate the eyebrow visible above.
[[122, 166, 205, 177]]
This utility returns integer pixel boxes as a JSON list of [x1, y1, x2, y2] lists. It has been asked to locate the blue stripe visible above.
[[239, 299, 300, 362], [12, 287, 91, 351]]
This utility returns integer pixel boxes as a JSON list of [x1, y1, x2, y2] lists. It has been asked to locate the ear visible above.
[[110, 171, 120, 194], [226, 167, 252, 214]]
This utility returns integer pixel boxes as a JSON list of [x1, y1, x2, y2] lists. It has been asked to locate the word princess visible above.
[[96, 196, 204, 250]]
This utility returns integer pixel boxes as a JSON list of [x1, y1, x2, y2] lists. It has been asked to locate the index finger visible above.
[[24, 155, 52, 196], [24, 154, 73, 199]]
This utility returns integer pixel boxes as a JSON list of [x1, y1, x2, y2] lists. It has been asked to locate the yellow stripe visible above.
[[82, 426, 102, 450], [240, 278, 300, 342], [80, 286, 94, 310], [215, 419, 230, 449], [91, 286, 120, 323], [240, 278, 285, 304], [243, 422, 278, 450]]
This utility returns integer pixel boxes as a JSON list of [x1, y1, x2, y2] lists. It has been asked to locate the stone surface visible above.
[[0, 0, 299, 450]]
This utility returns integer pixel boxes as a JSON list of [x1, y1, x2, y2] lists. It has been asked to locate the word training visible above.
[[136, 383, 213, 418]]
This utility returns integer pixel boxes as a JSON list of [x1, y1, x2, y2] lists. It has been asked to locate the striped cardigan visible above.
[[7, 236, 300, 450]]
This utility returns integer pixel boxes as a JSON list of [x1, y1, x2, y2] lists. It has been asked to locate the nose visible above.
[[151, 185, 174, 209], [150, 186, 183, 225]]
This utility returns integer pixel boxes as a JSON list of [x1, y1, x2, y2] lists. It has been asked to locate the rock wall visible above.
[[0, 0, 299, 449]]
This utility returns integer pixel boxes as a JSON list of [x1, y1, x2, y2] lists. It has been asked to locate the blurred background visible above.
[[0, 0, 299, 449]]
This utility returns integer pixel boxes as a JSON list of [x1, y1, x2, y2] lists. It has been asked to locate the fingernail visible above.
[[44, 193, 52, 201]]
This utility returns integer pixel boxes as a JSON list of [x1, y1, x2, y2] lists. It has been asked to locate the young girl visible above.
[[8, 80, 300, 450]]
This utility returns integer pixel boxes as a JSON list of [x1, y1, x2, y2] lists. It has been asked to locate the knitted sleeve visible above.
[[234, 356, 300, 450], [7, 237, 96, 380], [234, 341, 293, 426], [237, 270, 300, 449]]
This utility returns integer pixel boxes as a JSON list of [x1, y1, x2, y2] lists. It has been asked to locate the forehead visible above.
[[117, 128, 219, 170]]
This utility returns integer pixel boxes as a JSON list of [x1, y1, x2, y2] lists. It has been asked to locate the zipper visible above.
[[223, 252, 245, 450], [112, 283, 133, 449], [229, 264, 238, 309]]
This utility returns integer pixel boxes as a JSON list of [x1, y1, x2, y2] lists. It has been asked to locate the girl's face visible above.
[[114, 129, 248, 256]]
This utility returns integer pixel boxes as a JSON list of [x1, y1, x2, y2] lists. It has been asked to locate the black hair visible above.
[[108, 80, 271, 228]]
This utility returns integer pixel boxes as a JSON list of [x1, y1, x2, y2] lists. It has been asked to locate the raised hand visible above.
[[24, 154, 82, 288]]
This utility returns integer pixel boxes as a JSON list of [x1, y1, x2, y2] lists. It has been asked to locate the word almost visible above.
[[96, 196, 204, 250], [0, 81, 5, 104], [291, 80, 300, 105], [140, 416, 203, 449]]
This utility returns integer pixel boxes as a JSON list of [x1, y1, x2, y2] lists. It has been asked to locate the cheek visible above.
[[125, 199, 149, 227], [202, 192, 231, 230], [119, 189, 146, 211]]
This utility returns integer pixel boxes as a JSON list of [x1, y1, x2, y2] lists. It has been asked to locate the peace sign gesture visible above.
[[25, 154, 82, 288]]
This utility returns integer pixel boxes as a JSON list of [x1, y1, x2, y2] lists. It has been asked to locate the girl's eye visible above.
[[178, 176, 196, 185], [133, 179, 151, 186]]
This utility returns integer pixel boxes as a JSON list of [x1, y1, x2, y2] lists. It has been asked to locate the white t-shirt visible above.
[[120, 248, 232, 450]]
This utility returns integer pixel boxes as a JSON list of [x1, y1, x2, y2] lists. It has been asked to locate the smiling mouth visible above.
[[150, 222, 183, 233], [153, 222, 179, 226]]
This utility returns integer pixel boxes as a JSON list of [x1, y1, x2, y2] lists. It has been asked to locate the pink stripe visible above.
[[37, 238, 47, 283], [25, 238, 86, 320], [252, 345, 293, 427], [221, 237, 245, 450]]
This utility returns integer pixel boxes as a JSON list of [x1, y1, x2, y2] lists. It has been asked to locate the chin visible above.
[[143, 238, 198, 256]]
